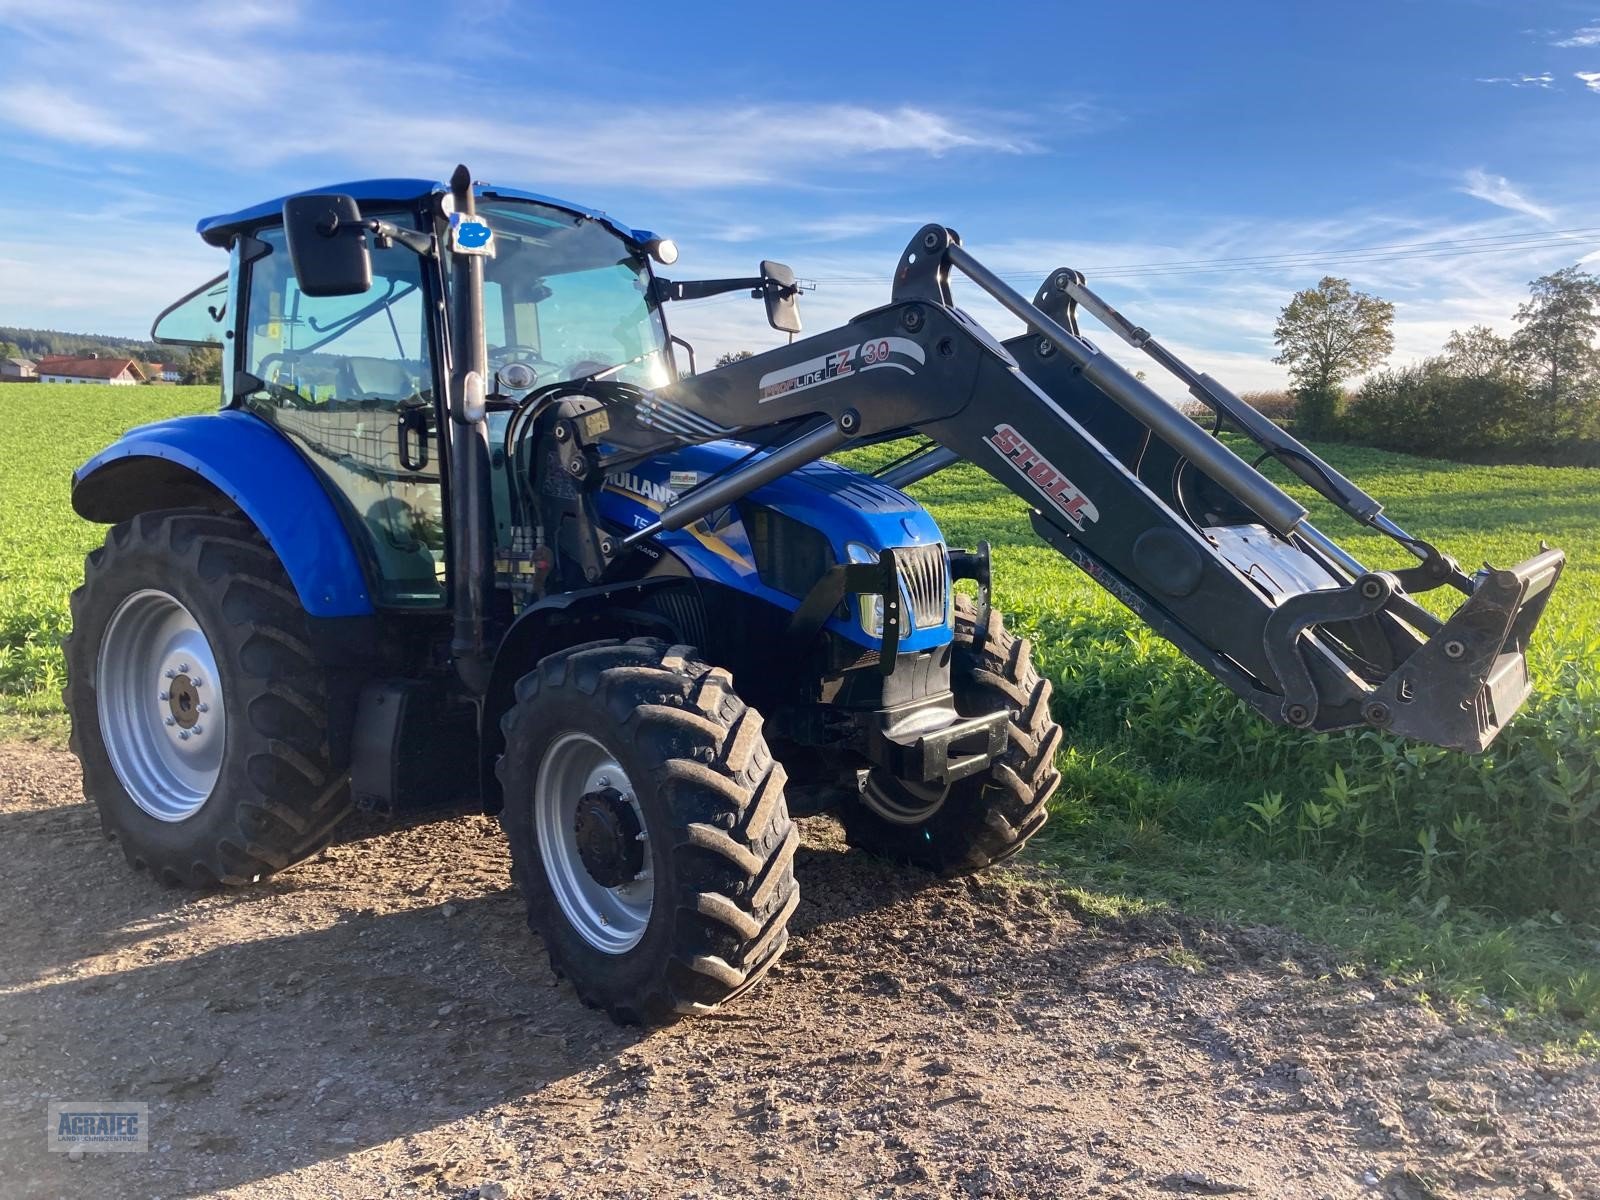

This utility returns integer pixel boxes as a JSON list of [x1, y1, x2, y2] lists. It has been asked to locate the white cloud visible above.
[[1458, 168, 1556, 223], [1577, 71, 1600, 92], [0, 1, 1034, 190], [1554, 23, 1600, 47], [664, 203, 1595, 404], [0, 83, 147, 148], [1475, 72, 1555, 88]]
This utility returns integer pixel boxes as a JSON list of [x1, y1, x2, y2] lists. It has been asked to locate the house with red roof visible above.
[[37, 355, 147, 386]]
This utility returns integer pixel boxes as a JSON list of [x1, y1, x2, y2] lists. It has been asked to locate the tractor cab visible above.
[[151, 183, 680, 611]]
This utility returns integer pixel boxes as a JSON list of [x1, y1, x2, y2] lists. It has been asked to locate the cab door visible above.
[[238, 218, 447, 607]]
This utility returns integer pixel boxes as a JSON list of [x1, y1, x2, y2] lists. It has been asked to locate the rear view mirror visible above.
[[761, 260, 801, 335], [282, 194, 372, 297]]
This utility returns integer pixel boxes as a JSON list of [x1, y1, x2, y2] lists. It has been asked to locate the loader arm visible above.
[[541, 225, 1561, 753]]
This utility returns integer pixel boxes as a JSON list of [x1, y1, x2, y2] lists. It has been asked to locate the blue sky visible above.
[[1, 0, 1597, 397]]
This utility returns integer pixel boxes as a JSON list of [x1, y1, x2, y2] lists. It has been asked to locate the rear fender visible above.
[[72, 410, 374, 618]]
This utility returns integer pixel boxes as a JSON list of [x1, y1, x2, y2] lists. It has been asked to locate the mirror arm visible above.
[[652, 276, 767, 303], [359, 218, 435, 257]]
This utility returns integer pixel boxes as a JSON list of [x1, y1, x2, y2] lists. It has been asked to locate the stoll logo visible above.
[[984, 423, 1100, 530], [47, 1101, 149, 1154]]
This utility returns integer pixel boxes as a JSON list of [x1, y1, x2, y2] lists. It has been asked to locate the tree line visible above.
[[0, 325, 166, 362], [1267, 266, 1600, 465], [0, 327, 220, 385]]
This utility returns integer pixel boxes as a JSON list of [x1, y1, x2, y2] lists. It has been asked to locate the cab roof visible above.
[[195, 178, 656, 249]]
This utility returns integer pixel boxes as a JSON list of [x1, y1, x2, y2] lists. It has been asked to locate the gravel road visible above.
[[1, 740, 1595, 1199]]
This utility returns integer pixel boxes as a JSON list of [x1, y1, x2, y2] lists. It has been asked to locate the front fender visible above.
[[73, 409, 374, 618]]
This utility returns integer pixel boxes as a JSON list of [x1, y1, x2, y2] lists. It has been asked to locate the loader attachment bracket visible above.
[[1366, 549, 1563, 752]]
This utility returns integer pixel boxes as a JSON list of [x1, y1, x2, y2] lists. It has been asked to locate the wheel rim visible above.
[[535, 731, 653, 954], [95, 589, 226, 822]]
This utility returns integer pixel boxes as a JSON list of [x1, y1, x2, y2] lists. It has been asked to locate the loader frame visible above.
[[523, 222, 1561, 753]]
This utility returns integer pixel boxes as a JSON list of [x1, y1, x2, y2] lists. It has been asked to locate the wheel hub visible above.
[[167, 674, 201, 730], [534, 731, 653, 954], [573, 787, 645, 887]]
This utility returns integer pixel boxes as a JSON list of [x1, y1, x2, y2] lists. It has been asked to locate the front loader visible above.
[[65, 168, 1562, 1023]]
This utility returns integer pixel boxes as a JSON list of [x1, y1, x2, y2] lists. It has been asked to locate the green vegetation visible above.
[[0, 384, 215, 731], [2, 382, 1595, 1039]]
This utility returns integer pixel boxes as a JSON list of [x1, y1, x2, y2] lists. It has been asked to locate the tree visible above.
[[714, 350, 754, 368], [1510, 265, 1600, 440], [1441, 325, 1514, 378], [184, 346, 222, 386], [1273, 277, 1395, 435]]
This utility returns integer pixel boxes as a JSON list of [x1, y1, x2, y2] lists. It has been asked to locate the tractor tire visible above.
[[63, 509, 353, 886], [840, 595, 1061, 874], [497, 639, 799, 1025]]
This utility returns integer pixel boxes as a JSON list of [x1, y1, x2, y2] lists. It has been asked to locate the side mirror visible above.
[[760, 260, 801, 335], [282, 194, 372, 297]]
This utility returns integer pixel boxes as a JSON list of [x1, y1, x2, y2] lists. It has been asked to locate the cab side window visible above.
[[242, 223, 445, 607]]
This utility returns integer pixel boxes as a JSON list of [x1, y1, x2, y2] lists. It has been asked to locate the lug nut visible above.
[[179, 730, 191, 741], [159, 691, 169, 701], [165, 717, 175, 727], [198, 703, 209, 713], [178, 663, 190, 674], [193, 725, 203, 735], [165, 669, 177, 679], [192, 677, 203, 688]]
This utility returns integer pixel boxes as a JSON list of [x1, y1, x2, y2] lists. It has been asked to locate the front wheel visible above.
[[497, 639, 799, 1025], [839, 596, 1062, 874]]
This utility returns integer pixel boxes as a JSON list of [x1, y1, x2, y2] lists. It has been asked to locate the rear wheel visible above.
[[839, 595, 1061, 874], [498, 639, 799, 1025], [64, 510, 353, 885]]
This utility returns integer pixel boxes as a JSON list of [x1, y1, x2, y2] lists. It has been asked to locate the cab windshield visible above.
[[477, 199, 671, 390]]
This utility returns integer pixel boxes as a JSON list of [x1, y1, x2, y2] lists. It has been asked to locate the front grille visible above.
[[895, 543, 949, 630]]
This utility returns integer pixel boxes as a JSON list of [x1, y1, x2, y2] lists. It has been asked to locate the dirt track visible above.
[[1, 740, 1596, 1199]]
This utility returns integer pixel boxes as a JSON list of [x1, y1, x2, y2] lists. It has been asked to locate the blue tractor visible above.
[[67, 167, 1562, 1023]]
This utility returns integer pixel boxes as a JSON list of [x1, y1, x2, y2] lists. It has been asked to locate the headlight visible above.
[[846, 542, 884, 638], [647, 237, 679, 266]]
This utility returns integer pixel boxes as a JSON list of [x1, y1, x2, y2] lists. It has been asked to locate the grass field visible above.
[[2, 381, 1596, 1041]]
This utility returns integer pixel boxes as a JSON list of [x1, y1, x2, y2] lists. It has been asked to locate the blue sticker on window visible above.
[[449, 213, 495, 256]]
